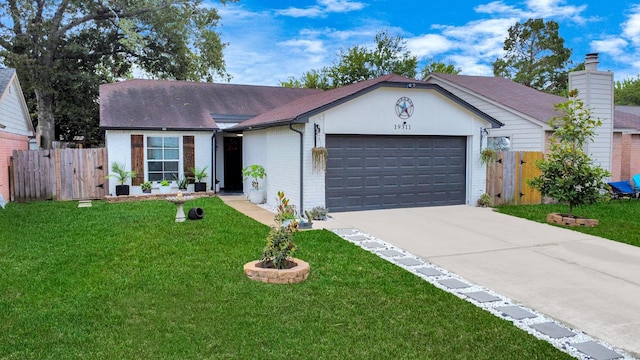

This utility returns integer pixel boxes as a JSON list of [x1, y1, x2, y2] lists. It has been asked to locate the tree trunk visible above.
[[35, 89, 55, 149]]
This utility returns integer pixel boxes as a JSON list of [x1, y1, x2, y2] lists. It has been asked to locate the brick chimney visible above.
[[568, 53, 614, 172]]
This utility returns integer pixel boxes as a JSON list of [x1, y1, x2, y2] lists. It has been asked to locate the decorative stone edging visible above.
[[546, 213, 599, 227], [244, 258, 310, 284]]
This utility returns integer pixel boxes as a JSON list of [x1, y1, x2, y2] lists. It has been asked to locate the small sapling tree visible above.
[[528, 89, 610, 217]]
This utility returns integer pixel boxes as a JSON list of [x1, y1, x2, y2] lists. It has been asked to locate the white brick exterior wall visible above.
[[105, 129, 213, 195], [242, 87, 493, 210]]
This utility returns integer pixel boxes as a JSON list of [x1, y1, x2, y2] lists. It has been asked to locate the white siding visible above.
[[569, 70, 614, 171], [0, 79, 33, 137], [428, 78, 547, 151], [105, 129, 213, 195]]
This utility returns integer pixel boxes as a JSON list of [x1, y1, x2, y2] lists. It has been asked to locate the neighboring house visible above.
[[426, 53, 640, 182], [99, 80, 321, 196], [0, 68, 34, 204]]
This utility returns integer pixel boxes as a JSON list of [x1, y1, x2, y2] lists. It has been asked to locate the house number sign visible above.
[[394, 96, 413, 130]]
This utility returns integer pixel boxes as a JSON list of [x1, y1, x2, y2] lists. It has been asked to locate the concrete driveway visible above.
[[321, 205, 640, 357]]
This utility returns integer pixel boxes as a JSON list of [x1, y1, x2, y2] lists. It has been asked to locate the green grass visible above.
[[496, 200, 640, 247], [0, 197, 571, 359]]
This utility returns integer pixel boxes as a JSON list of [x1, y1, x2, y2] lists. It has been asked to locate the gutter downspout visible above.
[[212, 130, 218, 192], [289, 123, 304, 214]]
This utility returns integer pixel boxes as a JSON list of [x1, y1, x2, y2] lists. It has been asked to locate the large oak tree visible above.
[[0, 0, 233, 148]]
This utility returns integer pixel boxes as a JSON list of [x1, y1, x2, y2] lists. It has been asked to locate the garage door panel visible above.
[[326, 135, 466, 212]]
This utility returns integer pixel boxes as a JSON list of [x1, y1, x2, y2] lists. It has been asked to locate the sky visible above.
[[207, 0, 640, 86]]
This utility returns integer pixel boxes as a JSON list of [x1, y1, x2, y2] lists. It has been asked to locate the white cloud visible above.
[[475, 1, 521, 16], [406, 34, 455, 58], [277, 39, 326, 54], [524, 0, 588, 22], [319, 0, 366, 13], [622, 5, 640, 46], [449, 55, 495, 76], [591, 37, 629, 58], [276, 7, 325, 18], [276, 0, 365, 18]]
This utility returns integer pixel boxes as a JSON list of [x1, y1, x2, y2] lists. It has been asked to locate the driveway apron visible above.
[[325, 205, 640, 357]]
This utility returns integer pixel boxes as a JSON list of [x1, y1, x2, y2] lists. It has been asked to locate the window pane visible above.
[[164, 137, 179, 148], [148, 137, 163, 148], [165, 161, 179, 171], [489, 137, 511, 151], [164, 149, 179, 159], [147, 149, 163, 160], [148, 173, 163, 182], [165, 172, 179, 180], [148, 161, 163, 171]]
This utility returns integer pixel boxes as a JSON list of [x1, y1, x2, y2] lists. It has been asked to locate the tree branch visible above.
[[53, 2, 174, 40], [7, 0, 23, 36]]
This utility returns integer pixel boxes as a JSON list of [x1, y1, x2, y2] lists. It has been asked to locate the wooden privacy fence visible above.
[[10, 148, 106, 202], [486, 151, 543, 205]]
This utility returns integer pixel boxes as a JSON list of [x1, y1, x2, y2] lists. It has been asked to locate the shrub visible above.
[[260, 191, 298, 269]]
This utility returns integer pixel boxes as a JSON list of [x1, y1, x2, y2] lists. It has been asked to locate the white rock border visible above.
[[332, 228, 635, 360]]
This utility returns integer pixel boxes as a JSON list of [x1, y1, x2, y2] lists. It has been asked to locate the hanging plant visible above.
[[311, 147, 328, 173], [480, 148, 498, 164]]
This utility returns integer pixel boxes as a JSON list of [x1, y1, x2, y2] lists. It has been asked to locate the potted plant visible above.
[[141, 181, 152, 194], [176, 176, 189, 191], [477, 193, 493, 207], [158, 179, 172, 194], [242, 164, 266, 204], [106, 162, 135, 196], [243, 191, 310, 284], [191, 166, 208, 192]]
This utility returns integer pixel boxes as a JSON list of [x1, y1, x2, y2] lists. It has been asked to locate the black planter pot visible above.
[[115, 185, 130, 196], [194, 182, 207, 192], [188, 207, 204, 220]]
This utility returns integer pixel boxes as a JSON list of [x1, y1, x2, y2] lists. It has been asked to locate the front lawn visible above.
[[0, 197, 570, 359], [496, 200, 640, 247]]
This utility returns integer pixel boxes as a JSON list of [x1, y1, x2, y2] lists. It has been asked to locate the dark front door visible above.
[[224, 137, 243, 191]]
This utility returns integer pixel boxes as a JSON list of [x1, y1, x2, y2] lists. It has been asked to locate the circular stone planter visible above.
[[546, 213, 599, 227], [244, 258, 310, 284]]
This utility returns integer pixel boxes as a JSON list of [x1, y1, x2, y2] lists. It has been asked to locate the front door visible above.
[[224, 137, 243, 191]]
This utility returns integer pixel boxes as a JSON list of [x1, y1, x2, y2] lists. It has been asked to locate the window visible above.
[[147, 136, 179, 181], [488, 136, 511, 151]]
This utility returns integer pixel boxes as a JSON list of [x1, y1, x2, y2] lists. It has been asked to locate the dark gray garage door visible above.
[[325, 135, 466, 212]]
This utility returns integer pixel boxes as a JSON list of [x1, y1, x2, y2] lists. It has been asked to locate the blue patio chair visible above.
[[633, 174, 640, 191], [607, 181, 639, 201]]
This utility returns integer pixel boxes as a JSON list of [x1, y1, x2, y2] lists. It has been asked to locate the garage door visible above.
[[325, 135, 466, 212]]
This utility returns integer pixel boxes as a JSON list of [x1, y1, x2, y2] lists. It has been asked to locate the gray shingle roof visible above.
[[99, 79, 322, 130], [427, 73, 565, 125], [428, 73, 640, 132]]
